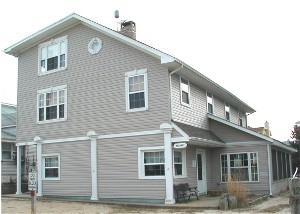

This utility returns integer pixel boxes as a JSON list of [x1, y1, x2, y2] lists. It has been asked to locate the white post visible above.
[[160, 123, 175, 204], [87, 131, 99, 200], [267, 143, 273, 196], [34, 136, 43, 197], [16, 145, 22, 195]]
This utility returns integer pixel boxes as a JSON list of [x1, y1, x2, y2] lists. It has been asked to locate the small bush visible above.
[[226, 173, 248, 207]]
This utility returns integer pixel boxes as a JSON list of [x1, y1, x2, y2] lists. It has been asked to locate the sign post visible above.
[[28, 172, 37, 214]]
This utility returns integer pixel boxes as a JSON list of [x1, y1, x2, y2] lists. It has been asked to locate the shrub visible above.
[[227, 173, 248, 207]]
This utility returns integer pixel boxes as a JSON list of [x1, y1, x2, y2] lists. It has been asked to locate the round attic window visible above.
[[88, 38, 102, 54]]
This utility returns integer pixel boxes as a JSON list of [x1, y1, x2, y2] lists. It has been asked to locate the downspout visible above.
[[267, 143, 273, 196], [169, 64, 184, 121]]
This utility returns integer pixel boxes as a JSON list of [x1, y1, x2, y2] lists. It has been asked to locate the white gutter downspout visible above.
[[169, 64, 184, 120], [267, 143, 273, 196]]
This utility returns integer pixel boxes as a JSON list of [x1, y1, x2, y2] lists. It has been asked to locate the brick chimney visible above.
[[119, 21, 136, 40]]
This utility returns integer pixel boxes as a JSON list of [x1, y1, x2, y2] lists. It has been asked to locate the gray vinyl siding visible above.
[[230, 106, 239, 125], [97, 134, 165, 199], [1, 161, 17, 183], [42, 141, 91, 196], [171, 74, 208, 129], [209, 144, 270, 195], [17, 23, 170, 142], [210, 120, 259, 142], [214, 96, 224, 119]]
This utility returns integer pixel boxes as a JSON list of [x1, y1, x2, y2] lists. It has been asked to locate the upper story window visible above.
[[37, 85, 67, 124], [180, 77, 190, 106], [39, 36, 68, 75], [2, 142, 17, 160], [125, 69, 148, 112], [225, 103, 230, 121], [207, 93, 213, 114], [238, 110, 243, 126]]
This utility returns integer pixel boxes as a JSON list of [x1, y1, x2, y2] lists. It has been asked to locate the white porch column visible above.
[[16, 145, 22, 195], [87, 131, 99, 200], [34, 136, 43, 196], [160, 123, 175, 204]]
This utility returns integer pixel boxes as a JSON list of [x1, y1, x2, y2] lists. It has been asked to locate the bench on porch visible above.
[[173, 183, 199, 202]]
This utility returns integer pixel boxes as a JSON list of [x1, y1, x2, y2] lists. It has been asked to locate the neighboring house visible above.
[[4, 13, 296, 204], [249, 121, 272, 137]]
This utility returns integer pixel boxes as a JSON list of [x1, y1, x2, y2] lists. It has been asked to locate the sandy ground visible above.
[[1, 193, 290, 214]]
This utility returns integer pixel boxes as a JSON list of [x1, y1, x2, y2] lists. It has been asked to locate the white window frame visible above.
[[38, 35, 68, 76], [238, 110, 243, 126], [1, 142, 17, 160], [220, 152, 259, 183], [37, 85, 67, 124], [180, 77, 190, 107], [138, 146, 165, 179], [125, 69, 148, 112], [173, 149, 187, 178], [225, 102, 230, 121], [42, 154, 60, 180], [207, 92, 214, 114]]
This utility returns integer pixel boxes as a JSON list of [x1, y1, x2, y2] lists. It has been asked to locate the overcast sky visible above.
[[1, 0, 299, 141]]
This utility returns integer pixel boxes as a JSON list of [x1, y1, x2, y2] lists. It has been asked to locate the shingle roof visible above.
[[173, 121, 224, 143], [1, 103, 16, 141]]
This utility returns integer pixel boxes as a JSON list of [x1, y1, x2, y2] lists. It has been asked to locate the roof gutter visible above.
[[169, 64, 184, 121]]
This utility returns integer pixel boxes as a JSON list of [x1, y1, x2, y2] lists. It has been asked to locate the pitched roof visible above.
[[1, 103, 16, 141], [4, 13, 255, 114], [173, 120, 224, 143]]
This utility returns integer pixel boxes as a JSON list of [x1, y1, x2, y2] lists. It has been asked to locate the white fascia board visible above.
[[272, 140, 297, 153], [207, 114, 272, 142], [226, 141, 267, 147]]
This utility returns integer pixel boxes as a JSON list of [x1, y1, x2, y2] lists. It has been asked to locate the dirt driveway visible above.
[[1, 192, 290, 214]]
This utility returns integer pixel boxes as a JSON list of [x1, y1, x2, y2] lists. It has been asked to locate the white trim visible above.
[[38, 35, 68, 76], [224, 102, 230, 121], [90, 137, 98, 200], [226, 141, 267, 146], [98, 130, 162, 140], [196, 149, 207, 194], [37, 85, 67, 124], [180, 77, 191, 107], [42, 153, 60, 181], [125, 69, 148, 112], [206, 92, 214, 114], [16, 145, 22, 195], [173, 149, 187, 178], [88, 37, 102, 55], [267, 143, 273, 195], [138, 146, 165, 179], [171, 137, 189, 143], [37, 143, 43, 196], [189, 137, 225, 147], [171, 122, 189, 139]]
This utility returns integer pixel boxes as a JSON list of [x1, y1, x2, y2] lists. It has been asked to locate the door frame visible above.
[[196, 149, 207, 195]]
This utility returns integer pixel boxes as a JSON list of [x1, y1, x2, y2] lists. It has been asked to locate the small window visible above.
[[2, 143, 17, 160], [207, 93, 213, 114], [39, 36, 67, 75], [238, 110, 243, 126], [180, 77, 190, 106], [225, 103, 230, 121], [42, 154, 60, 180], [173, 150, 186, 177], [37, 85, 67, 123], [125, 69, 148, 112]]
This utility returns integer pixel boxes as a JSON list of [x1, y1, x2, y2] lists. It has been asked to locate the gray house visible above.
[[4, 13, 295, 204]]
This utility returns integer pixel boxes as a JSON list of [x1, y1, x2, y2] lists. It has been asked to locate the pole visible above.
[[31, 190, 36, 214]]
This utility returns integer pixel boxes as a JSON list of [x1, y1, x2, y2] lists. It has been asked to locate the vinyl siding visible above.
[[98, 134, 165, 199], [209, 144, 270, 194], [171, 74, 208, 129], [17, 23, 170, 143], [42, 141, 91, 196], [213, 96, 224, 119]]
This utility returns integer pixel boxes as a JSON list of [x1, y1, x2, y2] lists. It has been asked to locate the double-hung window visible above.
[[238, 110, 243, 126], [37, 85, 67, 123], [173, 150, 186, 177], [225, 103, 230, 121], [42, 154, 60, 180], [39, 36, 67, 75], [125, 69, 148, 112], [2, 143, 17, 160], [207, 93, 213, 114], [220, 152, 259, 182], [180, 77, 190, 106]]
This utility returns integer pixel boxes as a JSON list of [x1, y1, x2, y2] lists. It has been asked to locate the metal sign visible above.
[[174, 143, 187, 149], [28, 172, 37, 191]]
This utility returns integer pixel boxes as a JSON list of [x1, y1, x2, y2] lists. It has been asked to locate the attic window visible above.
[[39, 36, 68, 75], [88, 37, 102, 54]]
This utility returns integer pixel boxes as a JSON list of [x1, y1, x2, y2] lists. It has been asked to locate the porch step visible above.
[[208, 189, 227, 196]]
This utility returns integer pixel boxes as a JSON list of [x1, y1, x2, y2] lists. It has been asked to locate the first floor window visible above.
[[43, 154, 60, 180], [173, 150, 186, 177], [125, 69, 148, 112], [272, 149, 291, 181], [37, 85, 67, 123], [2, 143, 17, 160], [144, 151, 165, 176], [221, 152, 258, 182]]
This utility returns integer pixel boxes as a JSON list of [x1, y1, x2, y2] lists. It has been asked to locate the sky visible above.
[[0, 0, 299, 142]]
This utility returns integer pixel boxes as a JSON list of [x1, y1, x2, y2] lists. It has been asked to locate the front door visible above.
[[197, 150, 207, 195]]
